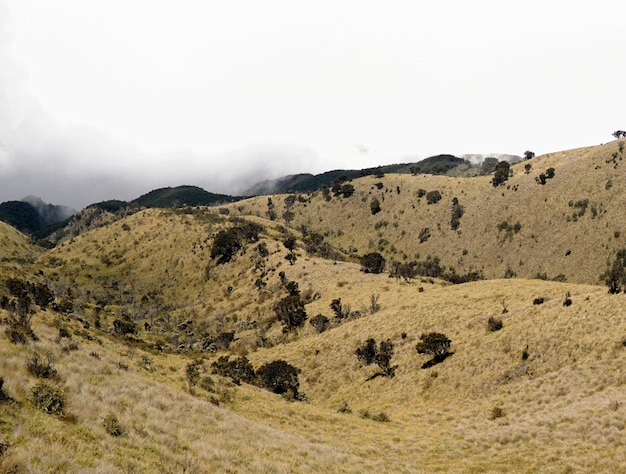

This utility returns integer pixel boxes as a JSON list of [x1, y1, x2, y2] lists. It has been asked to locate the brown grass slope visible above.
[[1, 140, 626, 472], [0, 221, 40, 280], [229, 140, 626, 285]]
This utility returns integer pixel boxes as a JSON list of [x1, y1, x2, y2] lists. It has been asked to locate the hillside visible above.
[[1, 140, 626, 472], [230, 141, 626, 286]]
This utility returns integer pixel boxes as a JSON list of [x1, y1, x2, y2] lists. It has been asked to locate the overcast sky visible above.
[[0, 0, 623, 209]]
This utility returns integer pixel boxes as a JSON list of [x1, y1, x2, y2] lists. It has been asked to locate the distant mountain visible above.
[[243, 154, 472, 195], [0, 197, 76, 235], [131, 185, 242, 208]]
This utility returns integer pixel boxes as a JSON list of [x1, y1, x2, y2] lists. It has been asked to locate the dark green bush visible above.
[[309, 314, 330, 333], [416, 332, 452, 368], [31, 380, 66, 415], [360, 252, 386, 274], [255, 360, 302, 399], [211, 356, 256, 385], [355, 338, 396, 378], [274, 295, 307, 333], [487, 317, 503, 332], [426, 190, 442, 205]]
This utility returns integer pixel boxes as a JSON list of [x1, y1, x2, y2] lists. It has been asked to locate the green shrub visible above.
[[487, 317, 503, 332], [416, 332, 452, 368], [355, 338, 396, 378], [103, 412, 124, 436], [426, 190, 442, 204], [31, 380, 66, 415], [309, 314, 330, 333], [211, 356, 256, 385], [360, 252, 386, 274], [274, 295, 307, 333], [255, 360, 302, 400]]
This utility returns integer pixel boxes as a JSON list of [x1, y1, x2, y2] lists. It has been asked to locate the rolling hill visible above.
[[0, 140, 626, 472]]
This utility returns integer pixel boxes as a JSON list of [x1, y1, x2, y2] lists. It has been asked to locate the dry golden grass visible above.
[[228, 141, 626, 285], [1, 140, 626, 472]]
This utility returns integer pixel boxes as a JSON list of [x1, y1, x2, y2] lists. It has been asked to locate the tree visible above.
[[491, 161, 511, 187], [211, 356, 256, 385], [360, 252, 386, 274], [309, 314, 330, 333], [355, 338, 396, 378], [330, 298, 350, 319], [612, 130, 626, 139], [524, 150, 535, 160], [450, 197, 464, 231], [210, 228, 241, 264], [604, 249, 626, 294], [416, 332, 452, 368], [370, 197, 381, 215], [426, 190, 442, 205], [255, 360, 302, 398], [274, 295, 307, 332]]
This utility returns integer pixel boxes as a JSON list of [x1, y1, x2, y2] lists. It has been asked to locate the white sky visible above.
[[1, 0, 624, 208]]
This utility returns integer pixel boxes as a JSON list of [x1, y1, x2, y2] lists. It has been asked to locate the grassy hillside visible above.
[[230, 141, 626, 285], [1, 140, 626, 472]]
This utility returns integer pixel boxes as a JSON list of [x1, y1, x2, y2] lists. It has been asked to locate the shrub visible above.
[[274, 295, 307, 333], [185, 359, 203, 390], [309, 314, 330, 333], [487, 317, 503, 332], [533, 297, 544, 305], [355, 338, 396, 378], [491, 161, 511, 187], [26, 352, 58, 380], [330, 298, 350, 320], [360, 410, 390, 422], [604, 249, 626, 294], [210, 228, 242, 264], [450, 197, 464, 230], [426, 190, 442, 205], [360, 252, 386, 274], [255, 360, 302, 399], [418, 228, 431, 243], [211, 356, 256, 385], [490, 406, 505, 420], [113, 318, 137, 336], [370, 197, 381, 215], [31, 380, 66, 415], [103, 412, 124, 436], [416, 332, 452, 368]]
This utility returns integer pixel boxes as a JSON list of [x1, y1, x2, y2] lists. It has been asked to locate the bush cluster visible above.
[[31, 380, 66, 415]]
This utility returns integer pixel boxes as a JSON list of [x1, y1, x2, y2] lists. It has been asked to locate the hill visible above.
[[1, 140, 626, 472], [230, 141, 626, 286], [131, 185, 242, 208], [243, 154, 476, 195]]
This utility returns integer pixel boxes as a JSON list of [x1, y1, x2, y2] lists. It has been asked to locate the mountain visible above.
[[0, 140, 625, 472], [0, 196, 75, 236], [243, 154, 477, 195], [131, 185, 242, 208]]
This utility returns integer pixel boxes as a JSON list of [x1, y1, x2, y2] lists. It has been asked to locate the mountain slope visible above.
[[230, 141, 626, 285]]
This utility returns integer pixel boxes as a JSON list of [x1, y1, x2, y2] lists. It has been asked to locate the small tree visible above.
[[360, 252, 386, 274], [524, 150, 535, 160], [416, 332, 452, 368], [355, 338, 396, 378], [491, 161, 511, 187], [604, 249, 626, 294], [426, 190, 442, 205], [309, 314, 330, 333], [330, 298, 350, 320], [211, 355, 256, 385], [274, 295, 307, 333], [370, 198, 381, 215], [255, 360, 302, 399]]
